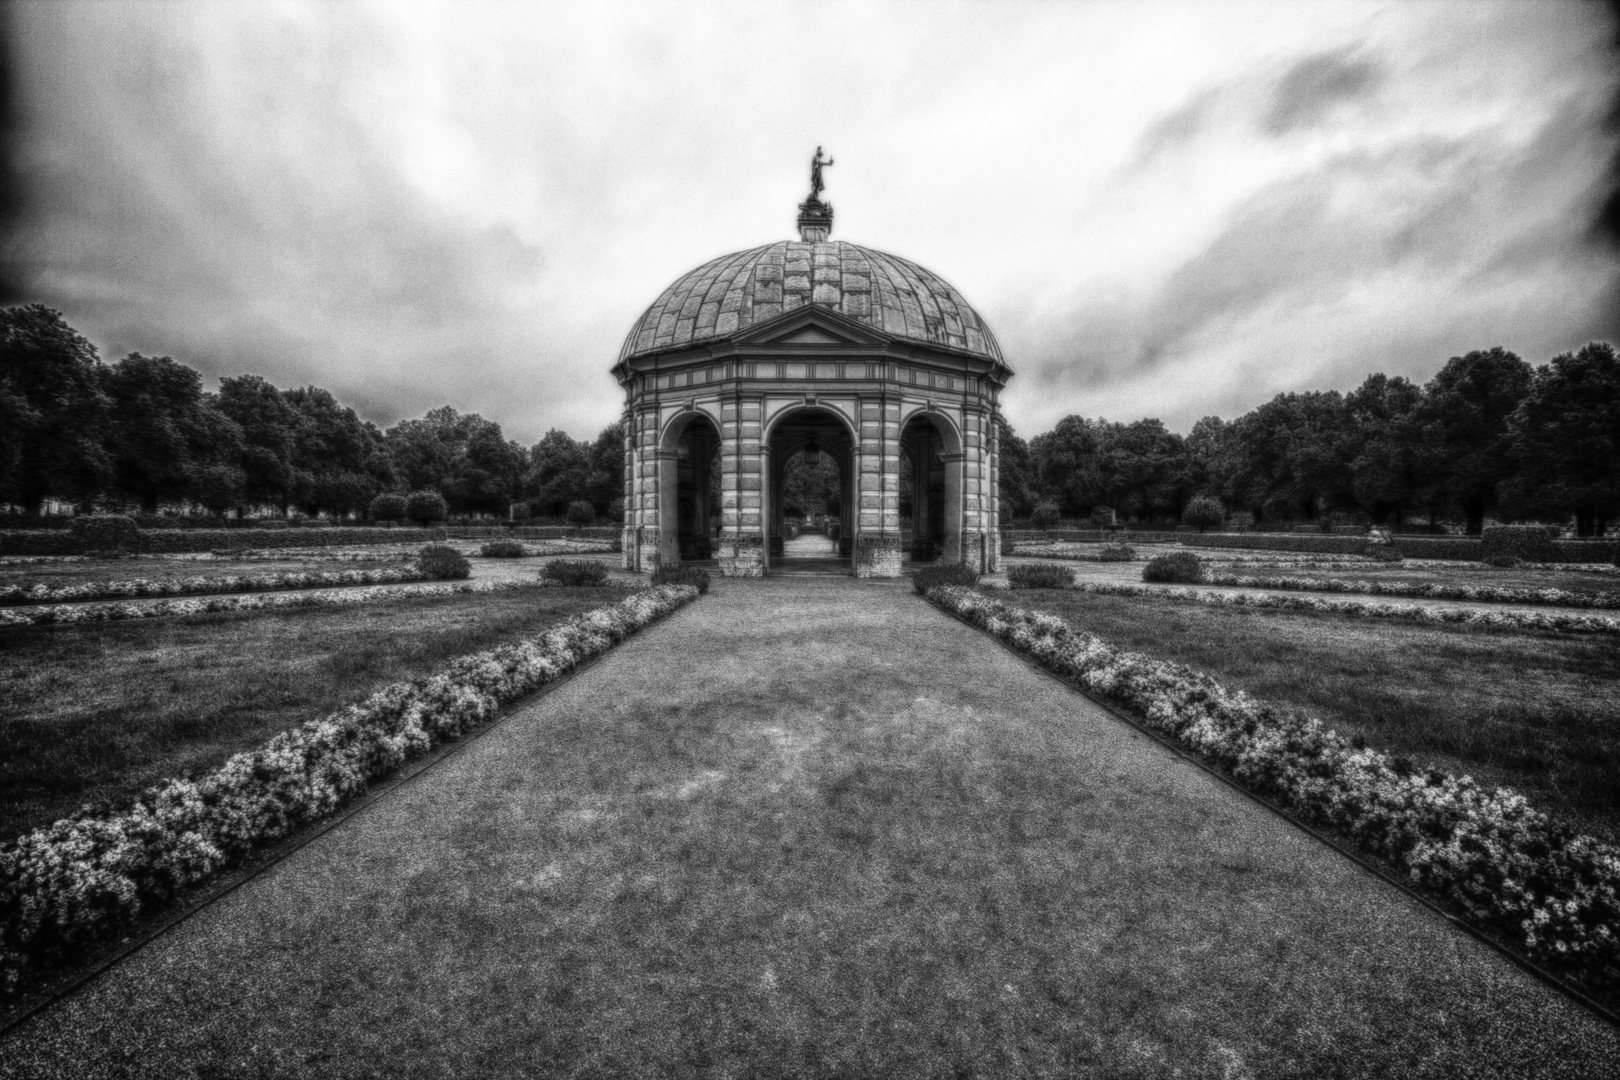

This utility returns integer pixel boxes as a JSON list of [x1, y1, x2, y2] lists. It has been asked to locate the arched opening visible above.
[[658, 412, 720, 567], [900, 411, 963, 565], [765, 407, 855, 573]]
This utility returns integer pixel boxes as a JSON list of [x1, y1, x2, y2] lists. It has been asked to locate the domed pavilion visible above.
[[613, 153, 1013, 577]]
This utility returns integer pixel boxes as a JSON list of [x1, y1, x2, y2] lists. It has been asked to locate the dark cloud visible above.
[[1593, 0, 1620, 252], [1264, 49, 1381, 135], [1129, 87, 1219, 167], [0, 3, 27, 304]]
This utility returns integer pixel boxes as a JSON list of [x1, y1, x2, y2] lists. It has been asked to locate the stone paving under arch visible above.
[[2, 577, 1614, 1077]]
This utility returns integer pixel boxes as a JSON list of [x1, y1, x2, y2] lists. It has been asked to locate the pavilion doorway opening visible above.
[[900, 412, 961, 565], [659, 412, 720, 568], [766, 407, 853, 572]]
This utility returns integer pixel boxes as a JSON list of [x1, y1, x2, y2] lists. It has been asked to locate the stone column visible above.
[[940, 451, 965, 566], [987, 410, 1002, 572], [632, 405, 661, 571], [717, 392, 763, 577], [657, 449, 680, 568], [621, 406, 636, 570], [853, 394, 903, 577]]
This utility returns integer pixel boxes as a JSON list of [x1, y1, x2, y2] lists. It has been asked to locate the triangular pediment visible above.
[[732, 304, 892, 349]]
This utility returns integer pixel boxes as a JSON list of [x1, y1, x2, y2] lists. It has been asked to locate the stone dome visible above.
[[618, 240, 1005, 365]]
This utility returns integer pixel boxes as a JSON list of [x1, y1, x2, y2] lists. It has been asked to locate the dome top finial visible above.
[[797, 146, 834, 241]]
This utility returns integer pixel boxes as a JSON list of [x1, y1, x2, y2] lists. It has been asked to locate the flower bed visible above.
[[926, 586, 1620, 988], [0, 578, 554, 628], [0, 584, 699, 993], [1048, 580, 1620, 635], [1202, 573, 1620, 610], [0, 566, 432, 607]]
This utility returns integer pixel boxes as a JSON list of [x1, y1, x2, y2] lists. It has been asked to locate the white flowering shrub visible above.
[[1051, 581, 1620, 636], [0, 578, 564, 628], [1202, 573, 1620, 610], [928, 586, 1620, 988], [0, 566, 432, 608], [0, 584, 698, 993]]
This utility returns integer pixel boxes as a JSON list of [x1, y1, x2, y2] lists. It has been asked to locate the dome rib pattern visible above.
[[619, 240, 1004, 364]]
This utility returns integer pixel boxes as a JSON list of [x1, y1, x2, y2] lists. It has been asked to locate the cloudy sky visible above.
[[4, 0, 1617, 445]]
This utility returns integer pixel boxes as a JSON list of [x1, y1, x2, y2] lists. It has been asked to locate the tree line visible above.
[[995, 342, 1620, 536], [6, 304, 1615, 535], [0, 305, 622, 522]]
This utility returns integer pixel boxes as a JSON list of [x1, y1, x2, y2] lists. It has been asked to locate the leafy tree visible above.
[[1030, 501, 1061, 530], [1232, 392, 1352, 522], [525, 428, 592, 518], [214, 375, 300, 514], [387, 406, 524, 516], [1029, 416, 1103, 515], [995, 418, 1037, 520], [1343, 373, 1424, 525], [190, 463, 246, 516], [0, 304, 111, 512], [565, 499, 596, 527], [586, 422, 626, 514], [1183, 416, 1242, 509], [1503, 342, 1620, 536], [1182, 494, 1225, 532], [1416, 348, 1533, 534], [406, 489, 447, 527], [101, 353, 240, 512], [282, 386, 393, 517]]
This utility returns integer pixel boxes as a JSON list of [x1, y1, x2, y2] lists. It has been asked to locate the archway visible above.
[[657, 411, 720, 567], [900, 411, 963, 565], [765, 406, 855, 572]]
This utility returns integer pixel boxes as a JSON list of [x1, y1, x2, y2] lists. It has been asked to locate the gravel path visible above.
[[2, 577, 1614, 1076]]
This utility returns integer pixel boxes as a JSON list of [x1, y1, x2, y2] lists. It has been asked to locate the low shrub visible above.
[[911, 562, 979, 595], [1142, 551, 1204, 583], [1482, 524, 1560, 565], [1099, 543, 1136, 561], [479, 539, 527, 558], [416, 544, 471, 580], [542, 559, 609, 586], [651, 563, 710, 594], [67, 515, 141, 554], [565, 500, 596, 527], [1008, 563, 1074, 588], [1486, 554, 1522, 568]]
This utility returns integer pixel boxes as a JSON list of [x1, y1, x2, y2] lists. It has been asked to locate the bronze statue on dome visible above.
[[809, 146, 834, 201]]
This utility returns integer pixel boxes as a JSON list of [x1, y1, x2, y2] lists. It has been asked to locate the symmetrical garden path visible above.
[[3, 577, 1615, 1077]]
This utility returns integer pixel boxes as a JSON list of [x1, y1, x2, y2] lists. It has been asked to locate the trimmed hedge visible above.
[[1008, 563, 1075, 588], [479, 539, 527, 558], [541, 559, 610, 586], [1482, 525, 1561, 565], [1143, 551, 1204, 583], [912, 563, 979, 595], [650, 563, 711, 594], [67, 515, 141, 553], [416, 545, 471, 580]]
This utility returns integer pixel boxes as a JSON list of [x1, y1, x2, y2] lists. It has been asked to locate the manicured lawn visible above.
[[5, 578, 1612, 1077], [0, 587, 617, 842], [999, 588, 1620, 845]]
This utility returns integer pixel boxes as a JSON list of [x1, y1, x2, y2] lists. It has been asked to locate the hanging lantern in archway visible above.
[[804, 436, 820, 467]]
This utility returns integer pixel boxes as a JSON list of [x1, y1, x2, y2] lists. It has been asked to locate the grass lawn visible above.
[[6, 579, 1613, 1077], [1000, 588, 1620, 846], [0, 587, 618, 842]]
